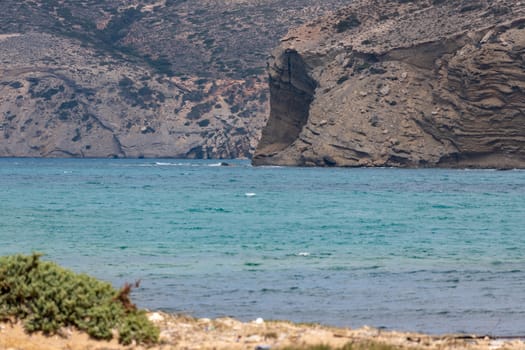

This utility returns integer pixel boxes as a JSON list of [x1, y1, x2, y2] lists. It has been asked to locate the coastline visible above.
[[1, 312, 524, 350]]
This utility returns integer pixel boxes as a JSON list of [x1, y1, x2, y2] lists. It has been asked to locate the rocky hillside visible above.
[[253, 0, 525, 168], [0, 0, 348, 158]]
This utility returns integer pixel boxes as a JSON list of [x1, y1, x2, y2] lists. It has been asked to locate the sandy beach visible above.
[[1, 312, 524, 350]]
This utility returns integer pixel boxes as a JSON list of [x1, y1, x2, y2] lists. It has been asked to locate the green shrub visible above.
[[0, 253, 159, 345]]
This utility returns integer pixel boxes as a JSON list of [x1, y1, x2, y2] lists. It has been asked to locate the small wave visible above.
[[209, 162, 233, 167], [154, 162, 187, 166], [245, 192, 256, 197], [432, 204, 455, 209], [327, 266, 349, 271], [187, 207, 231, 213], [462, 168, 497, 171], [85, 181, 103, 185], [445, 278, 460, 283], [358, 265, 382, 270], [211, 207, 231, 213], [154, 161, 233, 167], [296, 252, 310, 257]]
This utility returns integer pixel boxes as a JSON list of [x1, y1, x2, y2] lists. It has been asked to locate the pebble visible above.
[[379, 85, 390, 96], [387, 99, 397, 106], [254, 317, 265, 324], [246, 335, 262, 342], [148, 312, 165, 322], [159, 330, 173, 340], [255, 345, 272, 350], [489, 340, 505, 350], [57, 327, 73, 339]]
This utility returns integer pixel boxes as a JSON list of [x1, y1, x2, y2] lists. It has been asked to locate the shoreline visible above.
[[1, 312, 524, 350]]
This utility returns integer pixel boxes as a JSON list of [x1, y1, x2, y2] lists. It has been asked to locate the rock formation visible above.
[[253, 0, 525, 168], [0, 0, 352, 159]]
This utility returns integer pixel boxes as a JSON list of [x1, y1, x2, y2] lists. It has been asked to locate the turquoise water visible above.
[[1, 158, 524, 335]]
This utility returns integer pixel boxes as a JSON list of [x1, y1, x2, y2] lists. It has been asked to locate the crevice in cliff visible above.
[[253, 49, 317, 164]]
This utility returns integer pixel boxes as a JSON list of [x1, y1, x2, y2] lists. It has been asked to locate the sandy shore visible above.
[[1, 312, 524, 350]]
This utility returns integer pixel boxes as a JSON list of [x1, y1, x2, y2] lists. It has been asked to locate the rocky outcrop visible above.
[[254, 50, 317, 157], [253, 0, 525, 168]]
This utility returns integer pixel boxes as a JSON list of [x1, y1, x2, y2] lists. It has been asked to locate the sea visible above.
[[1, 158, 524, 336]]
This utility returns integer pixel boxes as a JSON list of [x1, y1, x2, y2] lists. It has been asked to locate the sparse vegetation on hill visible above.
[[0, 0, 350, 159], [1, 0, 351, 80], [0, 253, 159, 345]]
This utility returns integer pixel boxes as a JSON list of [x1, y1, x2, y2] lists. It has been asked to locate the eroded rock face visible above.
[[255, 49, 317, 156], [253, 0, 525, 168]]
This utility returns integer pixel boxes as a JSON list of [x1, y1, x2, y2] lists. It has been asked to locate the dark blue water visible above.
[[1, 158, 524, 335]]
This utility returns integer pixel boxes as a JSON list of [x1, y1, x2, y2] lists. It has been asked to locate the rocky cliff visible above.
[[0, 0, 351, 158], [253, 0, 525, 168]]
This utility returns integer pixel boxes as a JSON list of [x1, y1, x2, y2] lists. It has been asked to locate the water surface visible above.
[[1, 158, 524, 335]]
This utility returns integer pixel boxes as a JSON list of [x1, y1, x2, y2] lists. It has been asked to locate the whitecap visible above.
[[245, 192, 256, 197], [154, 162, 189, 166], [296, 252, 310, 257], [209, 162, 231, 167]]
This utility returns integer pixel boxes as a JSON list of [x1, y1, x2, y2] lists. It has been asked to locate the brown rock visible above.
[[253, 0, 525, 168]]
